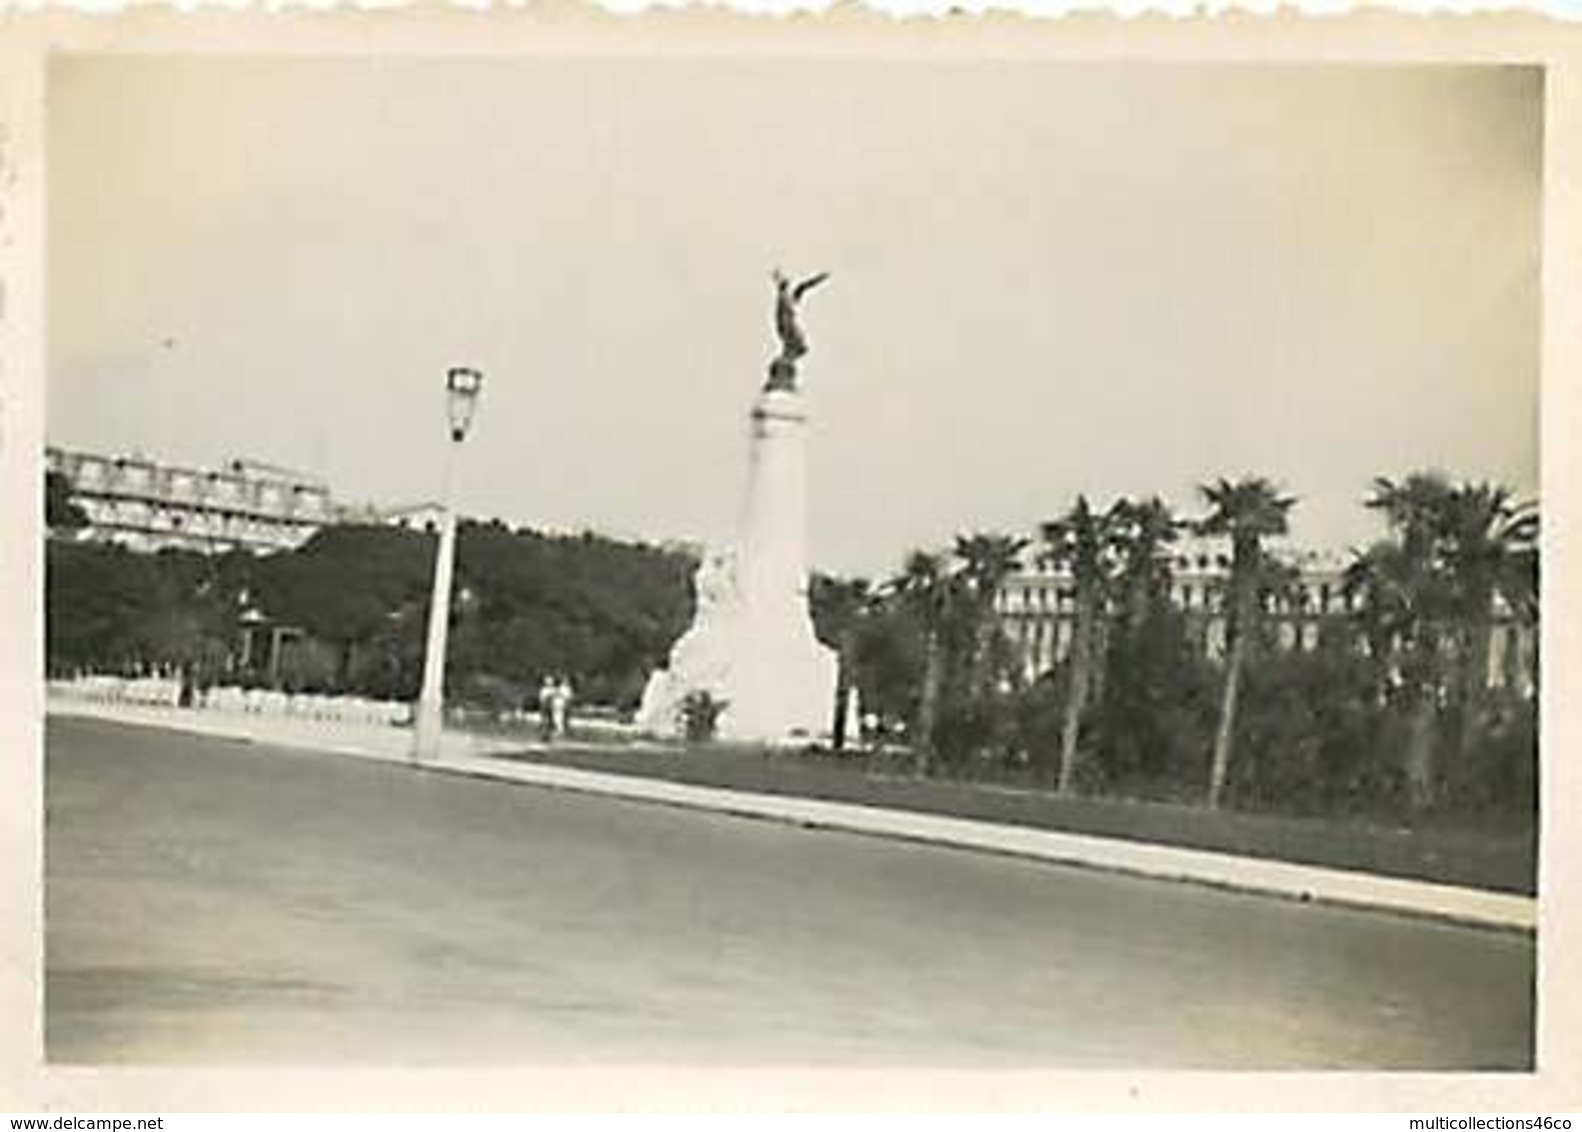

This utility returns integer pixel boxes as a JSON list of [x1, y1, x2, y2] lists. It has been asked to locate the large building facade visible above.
[[995, 533, 1536, 696], [47, 446, 334, 554]]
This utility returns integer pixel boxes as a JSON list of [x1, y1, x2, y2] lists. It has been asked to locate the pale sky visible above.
[[49, 59, 1540, 578]]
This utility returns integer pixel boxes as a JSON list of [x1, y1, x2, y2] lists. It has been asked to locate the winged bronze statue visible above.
[[766, 268, 831, 392]]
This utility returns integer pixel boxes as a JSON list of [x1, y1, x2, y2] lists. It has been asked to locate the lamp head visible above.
[[446, 366, 484, 442]]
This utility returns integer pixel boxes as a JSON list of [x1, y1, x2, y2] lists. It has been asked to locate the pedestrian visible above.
[[538, 674, 557, 741], [551, 676, 574, 739]]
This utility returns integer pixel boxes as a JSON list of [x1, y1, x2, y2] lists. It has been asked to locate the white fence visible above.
[[46, 676, 652, 739], [47, 676, 412, 727]]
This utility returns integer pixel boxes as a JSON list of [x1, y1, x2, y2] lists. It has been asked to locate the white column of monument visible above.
[[635, 271, 838, 744]]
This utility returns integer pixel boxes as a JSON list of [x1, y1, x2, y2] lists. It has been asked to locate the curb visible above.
[[49, 701, 1537, 935], [431, 753, 1536, 935]]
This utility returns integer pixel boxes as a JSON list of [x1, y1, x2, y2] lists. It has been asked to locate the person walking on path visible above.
[[550, 676, 574, 740], [538, 675, 557, 742]]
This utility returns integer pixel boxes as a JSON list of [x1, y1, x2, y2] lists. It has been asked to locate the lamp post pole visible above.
[[412, 366, 483, 763]]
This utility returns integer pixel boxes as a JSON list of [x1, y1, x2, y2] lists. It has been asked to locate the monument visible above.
[[636, 270, 840, 744]]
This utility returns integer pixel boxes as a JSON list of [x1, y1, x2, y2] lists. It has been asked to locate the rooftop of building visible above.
[[48, 445, 330, 493]]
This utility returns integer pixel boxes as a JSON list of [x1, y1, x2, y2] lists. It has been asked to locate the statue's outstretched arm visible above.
[[792, 272, 831, 301]]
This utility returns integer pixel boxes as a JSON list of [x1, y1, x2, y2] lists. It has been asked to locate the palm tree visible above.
[[1368, 474, 1454, 560], [952, 532, 1030, 698], [1355, 475, 1538, 810], [1346, 539, 1449, 812], [1438, 484, 1538, 758], [893, 550, 957, 775], [810, 574, 876, 751], [1198, 476, 1296, 810], [1108, 497, 1180, 636], [1354, 472, 1456, 811], [1040, 497, 1115, 794]]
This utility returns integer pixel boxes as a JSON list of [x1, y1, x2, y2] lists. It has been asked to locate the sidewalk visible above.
[[47, 698, 1537, 933], [513, 739, 1536, 896]]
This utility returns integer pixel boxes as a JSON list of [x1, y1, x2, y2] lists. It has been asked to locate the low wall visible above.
[[45, 676, 643, 741], [47, 677, 411, 727]]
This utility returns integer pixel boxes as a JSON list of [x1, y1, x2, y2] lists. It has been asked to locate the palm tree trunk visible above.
[[832, 630, 856, 751], [1405, 686, 1438, 813], [1089, 618, 1109, 706], [1207, 628, 1245, 810], [1128, 579, 1149, 638], [974, 613, 997, 699], [336, 640, 355, 692], [914, 631, 941, 776], [1056, 596, 1094, 794], [1458, 615, 1492, 763]]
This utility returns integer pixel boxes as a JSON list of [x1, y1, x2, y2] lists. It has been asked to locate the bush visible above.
[[1442, 695, 1538, 825], [932, 693, 1019, 775], [456, 672, 530, 717], [274, 635, 341, 694], [1232, 646, 1391, 819], [1090, 611, 1220, 799], [679, 690, 727, 743], [1009, 674, 1066, 782]]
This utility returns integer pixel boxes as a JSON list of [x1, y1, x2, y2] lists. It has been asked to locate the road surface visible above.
[[45, 717, 1534, 1067]]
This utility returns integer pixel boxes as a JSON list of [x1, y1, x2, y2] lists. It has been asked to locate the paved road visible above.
[[45, 717, 1534, 1068]]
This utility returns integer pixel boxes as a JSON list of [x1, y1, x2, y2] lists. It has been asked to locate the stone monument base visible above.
[[635, 550, 838, 745], [638, 380, 837, 746]]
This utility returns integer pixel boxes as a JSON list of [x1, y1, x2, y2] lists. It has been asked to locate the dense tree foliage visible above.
[[1039, 497, 1118, 793], [46, 543, 247, 682], [250, 525, 437, 688], [1197, 476, 1297, 809], [1347, 475, 1538, 813], [45, 471, 89, 532], [808, 573, 881, 749], [46, 521, 695, 711], [47, 542, 164, 674], [446, 522, 695, 708], [45, 467, 1537, 825], [852, 474, 1536, 826]]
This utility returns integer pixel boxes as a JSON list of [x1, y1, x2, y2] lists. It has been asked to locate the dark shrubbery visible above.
[[1439, 692, 1539, 826], [1230, 646, 1389, 819], [45, 468, 1538, 832], [679, 690, 727, 743], [46, 521, 695, 713], [889, 630, 1536, 826], [1091, 612, 1221, 802]]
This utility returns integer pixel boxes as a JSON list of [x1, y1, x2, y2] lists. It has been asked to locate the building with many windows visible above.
[[995, 532, 1535, 696], [47, 446, 334, 555]]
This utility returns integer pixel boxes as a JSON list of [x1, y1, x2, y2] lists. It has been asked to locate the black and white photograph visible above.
[[7, 15, 1579, 1108]]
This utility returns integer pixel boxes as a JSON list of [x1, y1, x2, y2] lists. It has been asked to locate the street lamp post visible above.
[[412, 365, 484, 763]]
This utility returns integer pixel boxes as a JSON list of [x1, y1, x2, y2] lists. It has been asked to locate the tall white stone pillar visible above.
[[636, 384, 837, 745], [736, 389, 813, 644]]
